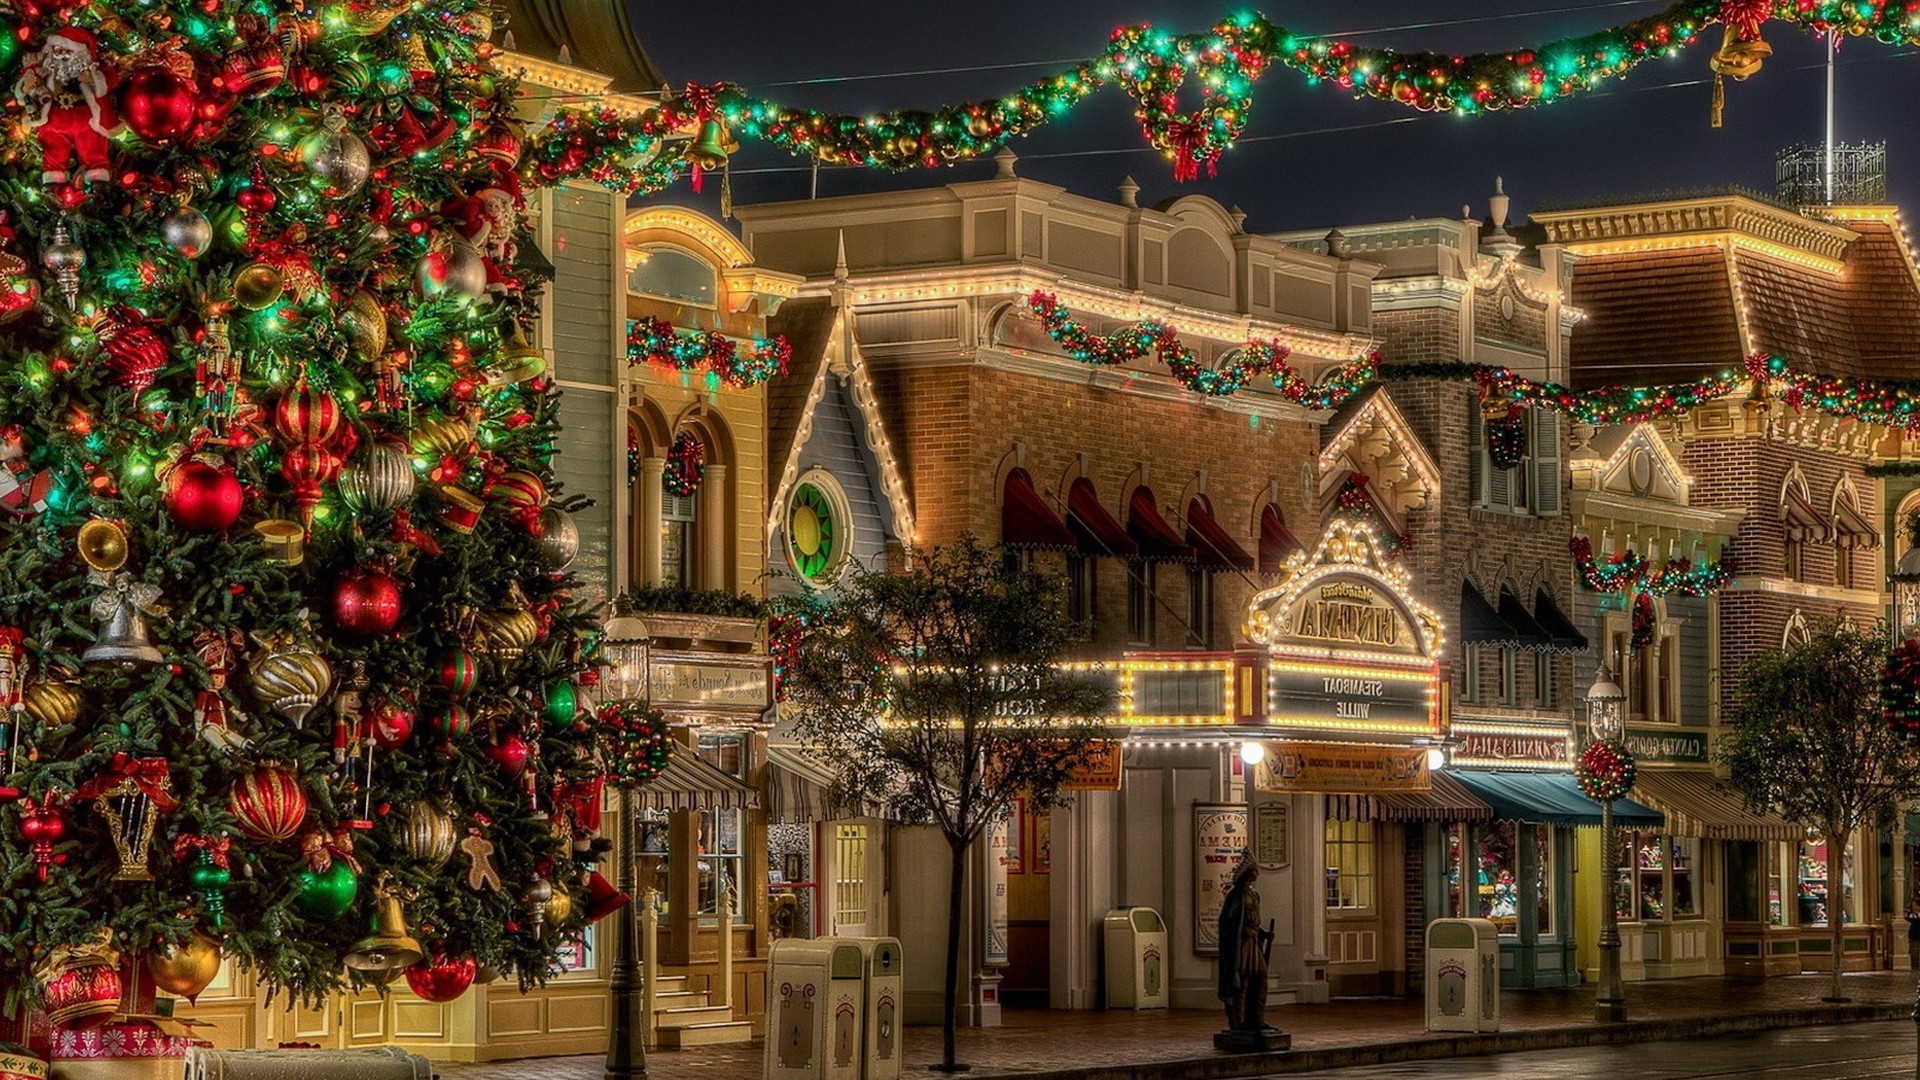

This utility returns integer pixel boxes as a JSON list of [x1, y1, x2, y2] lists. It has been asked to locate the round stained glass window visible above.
[[787, 476, 848, 583]]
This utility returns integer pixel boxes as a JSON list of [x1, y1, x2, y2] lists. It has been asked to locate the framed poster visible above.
[[1192, 803, 1249, 956], [985, 818, 1010, 966], [1031, 810, 1052, 875], [1004, 799, 1024, 875], [1255, 801, 1289, 870]]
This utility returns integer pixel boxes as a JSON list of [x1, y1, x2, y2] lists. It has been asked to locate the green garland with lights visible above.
[[627, 315, 791, 390], [526, 1, 1920, 194], [1572, 537, 1734, 597]]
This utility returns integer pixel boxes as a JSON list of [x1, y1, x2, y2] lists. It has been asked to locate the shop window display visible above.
[[1798, 838, 1857, 926], [1324, 819, 1376, 910], [1615, 832, 1698, 921]]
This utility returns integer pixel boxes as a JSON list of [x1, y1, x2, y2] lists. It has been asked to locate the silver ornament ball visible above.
[[161, 208, 213, 259], [416, 239, 487, 302], [298, 125, 371, 197], [531, 506, 579, 571]]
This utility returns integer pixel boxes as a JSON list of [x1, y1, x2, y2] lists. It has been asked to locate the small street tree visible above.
[[782, 535, 1113, 1071], [1719, 617, 1920, 1002]]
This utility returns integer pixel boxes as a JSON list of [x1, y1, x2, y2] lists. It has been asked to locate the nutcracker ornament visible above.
[[15, 28, 118, 185], [191, 628, 251, 753]]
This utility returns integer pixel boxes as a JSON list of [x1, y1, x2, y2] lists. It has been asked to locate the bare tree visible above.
[[781, 536, 1112, 1071], [1719, 617, 1920, 1001]]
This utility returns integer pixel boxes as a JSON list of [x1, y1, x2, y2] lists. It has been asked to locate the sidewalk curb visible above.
[[959, 1001, 1910, 1080]]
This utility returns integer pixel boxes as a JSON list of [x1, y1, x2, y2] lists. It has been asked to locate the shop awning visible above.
[[1450, 769, 1663, 828], [1498, 586, 1556, 651], [1781, 489, 1829, 543], [1259, 506, 1301, 576], [1186, 498, 1255, 573], [1002, 468, 1075, 551], [1630, 770, 1802, 842], [1831, 497, 1880, 550], [766, 745, 839, 823], [1066, 478, 1137, 558], [1325, 772, 1494, 823], [1533, 588, 1590, 653], [1128, 488, 1195, 562], [1459, 580, 1514, 646], [632, 751, 761, 813]]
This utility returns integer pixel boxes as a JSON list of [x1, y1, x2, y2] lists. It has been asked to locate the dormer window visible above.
[[630, 245, 717, 307]]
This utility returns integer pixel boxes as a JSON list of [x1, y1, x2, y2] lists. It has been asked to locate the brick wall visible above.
[[1404, 823, 1427, 995]]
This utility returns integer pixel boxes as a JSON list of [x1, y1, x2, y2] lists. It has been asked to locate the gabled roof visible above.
[[1317, 387, 1439, 517], [765, 298, 916, 552], [495, 0, 668, 95]]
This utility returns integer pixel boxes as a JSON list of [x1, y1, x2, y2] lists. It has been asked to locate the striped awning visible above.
[[766, 745, 842, 823], [633, 751, 760, 813], [1324, 772, 1494, 823], [1630, 770, 1802, 842]]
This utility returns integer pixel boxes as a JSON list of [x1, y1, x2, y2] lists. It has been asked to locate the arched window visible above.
[[629, 246, 718, 307], [628, 409, 735, 592]]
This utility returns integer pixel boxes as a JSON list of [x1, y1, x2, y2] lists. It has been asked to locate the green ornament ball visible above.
[[544, 680, 578, 726], [0, 23, 18, 70], [188, 860, 232, 893], [296, 861, 360, 921]]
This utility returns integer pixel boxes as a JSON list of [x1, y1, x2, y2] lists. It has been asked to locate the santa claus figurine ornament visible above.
[[15, 28, 118, 185], [443, 172, 521, 301]]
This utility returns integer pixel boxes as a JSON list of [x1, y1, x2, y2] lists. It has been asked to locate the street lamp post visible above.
[[601, 608, 652, 1080], [1887, 544, 1920, 1079], [1586, 665, 1628, 1023]]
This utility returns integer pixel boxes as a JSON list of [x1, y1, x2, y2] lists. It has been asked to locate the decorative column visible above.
[[639, 457, 665, 588], [699, 462, 729, 591]]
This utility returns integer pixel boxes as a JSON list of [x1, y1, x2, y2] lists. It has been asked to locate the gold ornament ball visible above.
[[477, 609, 539, 661], [544, 887, 574, 927], [401, 801, 457, 870], [342, 290, 387, 359], [232, 263, 286, 311], [147, 932, 222, 1002], [249, 641, 332, 726], [23, 680, 85, 730], [76, 519, 128, 573], [410, 416, 473, 459]]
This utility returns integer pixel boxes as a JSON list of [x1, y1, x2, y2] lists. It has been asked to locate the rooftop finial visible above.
[[834, 230, 849, 281], [1117, 176, 1140, 209], [1325, 228, 1350, 259], [994, 146, 1018, 180]]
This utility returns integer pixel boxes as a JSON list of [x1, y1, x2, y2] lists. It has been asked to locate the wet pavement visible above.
[[1294, 1019, 1920, 1078]]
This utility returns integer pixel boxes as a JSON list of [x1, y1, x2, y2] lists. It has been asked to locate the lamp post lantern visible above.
[[1586, 664, 1628, 1023], [602, 606, 651, 1080]]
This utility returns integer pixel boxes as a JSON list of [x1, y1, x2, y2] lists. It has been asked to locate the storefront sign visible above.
[[990, 668, 1122, 720], [1269, 662, 1434, 729], [1288, 580, 1414, 650], [1456, 728, 1572, 767], [1192, 804, 1248, 956], [1128, 665, 1230, 723], [1061, 741, 1123, 790], [1253, 742, 1430, 794], [1254, 802, 1289, 870], [650, 652, 771, 712], [1624, 727, 1710, 764]]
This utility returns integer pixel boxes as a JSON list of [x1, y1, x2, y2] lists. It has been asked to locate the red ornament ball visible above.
[[332, 570, 402, 636], [405, 954, 476, 1003], [486, 732, 530, 777], [429, 704, 472, 740], [228, 764, 308, 842], [165, 460, 244, 532], [367, 695, 415, 749], [436, 648, 477, 698], [121, 67, 198, 144]]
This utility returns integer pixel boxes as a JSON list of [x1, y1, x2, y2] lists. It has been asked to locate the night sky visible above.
[[626, 1, 1920, 233]]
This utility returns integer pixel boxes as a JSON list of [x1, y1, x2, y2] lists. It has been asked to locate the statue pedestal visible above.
[[1212, 1028, 1291, 1053]]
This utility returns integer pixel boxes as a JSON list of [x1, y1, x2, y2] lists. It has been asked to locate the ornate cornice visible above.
[[1533, 195, 1857, 272]]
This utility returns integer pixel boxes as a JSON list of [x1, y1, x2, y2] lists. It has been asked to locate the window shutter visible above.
[[1531, 408, 1563, 517], [1467, 401, 1485, 506], [1487, 457, 1511, 509]]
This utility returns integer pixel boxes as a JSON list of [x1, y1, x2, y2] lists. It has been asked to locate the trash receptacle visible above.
[[766, 939, 866, 1080], [1102, 906, 1169, 1010], [858, 937, 903, 1080], [1425, 918, 1499, 1033]]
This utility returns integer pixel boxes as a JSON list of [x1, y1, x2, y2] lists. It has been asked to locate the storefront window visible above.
[[1475, 821, 1522, 934], [1445, 824, 1468, 917], [1324, 820, 1375, 910], [1727, 841, 1761, 923], [1770, 842, 1790, 926], [661, 492, 696, 589], [697, 734, 748, 924], [1620, 833, 1699, 920], [1532, 824, 1553, 936], [1798, 837, 1858, 926]]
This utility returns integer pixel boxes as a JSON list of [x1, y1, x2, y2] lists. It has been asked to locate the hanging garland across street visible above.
[[524, 2, 1920, 195]]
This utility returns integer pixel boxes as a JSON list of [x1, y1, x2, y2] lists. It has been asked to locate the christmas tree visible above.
[[0, 0, 609, 1035]]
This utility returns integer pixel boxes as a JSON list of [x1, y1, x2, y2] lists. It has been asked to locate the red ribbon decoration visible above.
[[1718, 0, 1773, 41], [75, 754, 179, 812], [299, 826, 361, 873], [171, 832, 231, 868]]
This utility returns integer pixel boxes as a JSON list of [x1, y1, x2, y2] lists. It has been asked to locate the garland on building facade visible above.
[[626, 315, 792, 389], [1571, 538, 1735, 598], [525, 2, 1920, 194]]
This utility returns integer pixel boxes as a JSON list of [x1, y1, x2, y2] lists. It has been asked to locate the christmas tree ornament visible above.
[[443, 177, 521, 301], [78, 754, 178, 882], [120, 65, 197, 144], [231, 262, 285, 311], [173, 834, 232, 929], [366, 694, 415, 749], [252, 519, 304, 565], [41, 219, 83, 309], [1576, 740, 1637, 803], [18, 30, 117, 185], [191, 628, 251, 754], [461, 828, 500, 891], [434, 485, 484, 534], [296, 828, 361, 920], [161, 205, 213, 259], [477, 609, 538, 662], [415, 236, 487, 302], [0, 214, 37, 323], [76, 518, 127, 574], [249, 633, 332, 726], [1885, 639, 1920, 741], [409, 415, 473, 459], [147, 930, 222, 1004], [81, 564, 165, 667], [296, 106, 370, 197], [436, 647, 478, 698], [337, 438, 415, 513], [599, 702, 673, 785], [220, 15, 285, 97], [19, 795, 68, 882], [341, 290, 386, 360], [584, 871, 630, 924], [97, 307, 171, 396], [543, 884, 574, 927], [344, 872, 423, 981], [23, 677, 84, 731], [521, 876, 553, 938], [404, 954, 476, 1003], [40, 935, 122, 1031], [227, 763, 308, 842], [331, 568, 402, 636], [194, 316, 241, 438], [163, 458, 244, 532], [531, 507, 579, 571], [489, 324, 547, 385], [483, 468, 546, 529], [544, 680, 579, 727], [282, 445, 344, 527], [400, 801, 456, 869], [428, 703, 471, 740], [342, 0, 409, 35], [485, 731, 530, 777]]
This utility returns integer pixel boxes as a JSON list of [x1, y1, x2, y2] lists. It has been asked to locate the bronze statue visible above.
[[1217, 853, 1276, 1034]]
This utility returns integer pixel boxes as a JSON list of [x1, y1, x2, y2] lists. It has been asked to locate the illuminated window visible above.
[[1127, 561, 1154, 645], [629, 246, 717, 307], [1185, 566, 1212, 648], [1324, 819, 1375, 910], [1066, 554, 1096, 632], [661, 492, 696, 589], [787, 473, 851, 585], [697, 734, 747, 924]]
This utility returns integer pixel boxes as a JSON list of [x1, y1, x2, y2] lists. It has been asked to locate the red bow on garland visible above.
[[75, 754, 179, 812]]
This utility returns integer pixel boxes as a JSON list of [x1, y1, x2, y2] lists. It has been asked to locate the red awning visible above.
[[1128, 488, 1195, 562], [1002, 468, 1075, 550], [1066, 479, 1138, 558], [1259, 506, 1302, 576], [1186, 498, 1255, 572]]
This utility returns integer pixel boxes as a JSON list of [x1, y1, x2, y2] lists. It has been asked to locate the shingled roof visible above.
[[494, 0, 668, 95], [1533, 196, 1920, 388]]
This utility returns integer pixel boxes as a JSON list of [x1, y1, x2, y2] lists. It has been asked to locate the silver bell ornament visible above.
[[338, 438, 416, 513], [296, 108, 371, 197], [161, 207, 213, 260], [531, 506, 579, 571], [415, 237, 486, 303]]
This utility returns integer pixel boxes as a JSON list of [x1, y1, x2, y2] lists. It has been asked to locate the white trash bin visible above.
[[766, 939, 865, 1080], [855, 937, 903, 1080], [1102, 906, 1169, 1009], [1425, 917, 1500, 1033]]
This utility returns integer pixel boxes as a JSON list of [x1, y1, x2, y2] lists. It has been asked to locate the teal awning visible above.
[[1450, 769, 1664, 828]]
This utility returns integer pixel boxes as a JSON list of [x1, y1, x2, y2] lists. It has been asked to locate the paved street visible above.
[[1294, 1020, 1920, 1078]]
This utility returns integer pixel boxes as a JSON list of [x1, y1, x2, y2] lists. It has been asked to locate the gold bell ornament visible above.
[[1708, 11, 1773, 128], [344, 871, 424, 982], [489, 324, 547, 385]]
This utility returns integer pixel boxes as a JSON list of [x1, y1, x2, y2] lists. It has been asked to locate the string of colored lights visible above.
[[626, 316, 792, 389], [525, 2, 1920, 194], [1571, 537, 1734, 596]]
